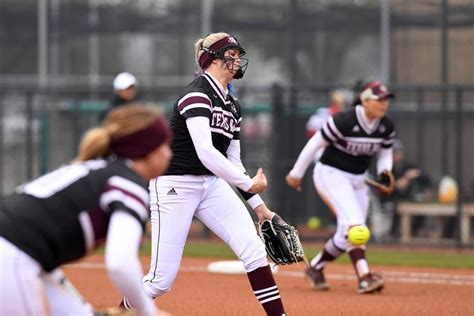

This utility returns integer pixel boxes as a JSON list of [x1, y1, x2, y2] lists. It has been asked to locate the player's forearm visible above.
[[226, 139, 246, 172], [227, 139, 264, 208], [289, 132, 327, 178], [105, 212, 157, 316], [107, 259, 156, 316], [198, 145, 254, 190]]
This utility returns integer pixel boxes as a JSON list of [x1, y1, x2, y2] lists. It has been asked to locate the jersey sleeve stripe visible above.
[[179, 103, 212, 115], [104, 185, 147, 208], [382, 131, 396, 147], [108, 176, 149, 203], [100, 190, 148, 221], [327, 117, 344, 140], [382, 138, 395, 146], [322, 124, 338, 142], [178, 93, 212, 112], [320, 128, 333, 143]]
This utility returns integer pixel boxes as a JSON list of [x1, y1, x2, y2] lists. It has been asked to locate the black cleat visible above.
[[357, 272, 385, 294], [305, 267, 329, 291]]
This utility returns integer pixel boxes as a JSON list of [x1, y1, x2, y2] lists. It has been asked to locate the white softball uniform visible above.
[[290, 105, 395, 250], [142, 72, 269, 299], [142, 175, 267, 298], [0, 237, 94, 316], [312, 163, 369, 249]]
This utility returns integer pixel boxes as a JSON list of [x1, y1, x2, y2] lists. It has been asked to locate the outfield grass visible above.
[[138, 240, 474, 270]]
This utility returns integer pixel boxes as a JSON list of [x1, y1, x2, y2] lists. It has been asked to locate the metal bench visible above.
[[397, 202, 474, 245]]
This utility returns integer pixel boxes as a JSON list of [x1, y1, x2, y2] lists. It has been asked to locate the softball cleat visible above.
[[357, 272, 385, 294], [305, 267, 329, 291]]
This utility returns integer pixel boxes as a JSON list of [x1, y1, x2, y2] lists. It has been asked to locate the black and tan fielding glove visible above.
[[257, 213, 307, 265], [365, 170, 395, 195]]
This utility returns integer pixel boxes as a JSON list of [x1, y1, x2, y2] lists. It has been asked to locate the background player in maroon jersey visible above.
[[286, 81, 396, 294], [129, 32, 286, 316], [0, 105, 171, 316]]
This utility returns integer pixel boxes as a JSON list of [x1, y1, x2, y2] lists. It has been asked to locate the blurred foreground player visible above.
[[0, 105, 172, 315]]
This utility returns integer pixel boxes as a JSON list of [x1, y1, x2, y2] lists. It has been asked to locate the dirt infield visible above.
[[63, 255, 473, 316]]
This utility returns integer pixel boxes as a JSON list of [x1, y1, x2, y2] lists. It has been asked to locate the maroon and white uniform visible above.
[[0, 158, 156, 316], [142, 72, 281, 307], [289, 105, 395, 275]]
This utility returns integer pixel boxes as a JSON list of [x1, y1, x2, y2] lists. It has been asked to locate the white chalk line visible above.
[[64, 262, 474, 286]]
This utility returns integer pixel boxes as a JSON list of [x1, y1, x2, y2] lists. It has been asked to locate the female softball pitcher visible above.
[[122, 33, 286, 315], [286, 81, 396, 294], [0, 105, 171, 316]]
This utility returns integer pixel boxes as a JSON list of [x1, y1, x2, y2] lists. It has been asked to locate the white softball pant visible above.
[[142, 175, 268, 298], [0, 237, 94, 316], [312, 163, 370, 250]]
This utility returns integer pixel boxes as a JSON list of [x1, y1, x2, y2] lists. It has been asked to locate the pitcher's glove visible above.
[[365, 170, 395, 195], [257, 213, 306, 265]]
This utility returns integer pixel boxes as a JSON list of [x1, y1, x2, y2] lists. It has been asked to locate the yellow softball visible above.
[[307, 216, 321, 230], [347, 225, 371, 246]]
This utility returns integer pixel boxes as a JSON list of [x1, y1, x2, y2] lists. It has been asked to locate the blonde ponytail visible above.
[[76, 127, 111, 161], [76, 104, 164, 161], [195, 38, 206, 68]]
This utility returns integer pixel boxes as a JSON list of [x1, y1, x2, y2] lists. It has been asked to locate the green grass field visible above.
[[138, 239, 474, 270]]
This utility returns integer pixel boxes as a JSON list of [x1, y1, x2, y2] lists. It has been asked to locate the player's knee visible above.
[[142, 273, 174, 298], [142, 280, 172, 298], [244, 256, 268, 272], [237, 236, 268, 271], [333, 230, 350, 250]]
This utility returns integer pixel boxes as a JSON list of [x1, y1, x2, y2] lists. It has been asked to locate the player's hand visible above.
[[285, 174, 301, 192], [249, 168, 267, 193], [254, 203, 275, 222]]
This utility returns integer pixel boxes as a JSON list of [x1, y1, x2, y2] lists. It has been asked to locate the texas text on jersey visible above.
[[0, 158, 149, 272], [319, 105, 395, 174], [166, 72, 242, 176]]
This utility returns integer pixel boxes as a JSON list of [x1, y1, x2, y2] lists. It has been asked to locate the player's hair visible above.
[[350, 79, 367, 107], [194, 32, 230, 70], [76, 105, 162, 161]]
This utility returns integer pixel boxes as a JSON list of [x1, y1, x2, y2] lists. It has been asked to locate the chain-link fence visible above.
[[1, 83, 473, 245], [1, 0, 474, 246], [2, 1, 473, 87]]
